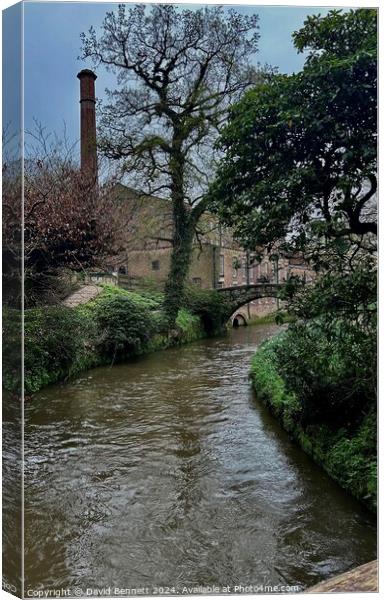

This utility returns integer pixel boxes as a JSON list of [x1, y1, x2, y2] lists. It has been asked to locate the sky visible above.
[[5, 2, 346, 154]]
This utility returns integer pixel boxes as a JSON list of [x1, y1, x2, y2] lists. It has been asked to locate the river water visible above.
[[24, 324, 376, 593]]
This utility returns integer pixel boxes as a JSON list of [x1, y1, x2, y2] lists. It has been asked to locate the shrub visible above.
[[185, 287, 229, 334], [93, 293, 158, 360], [3, 285, 211, 395], [24, 306, 95, 394], [250, 336, 301, 427], [274, 319, 376, 428], [3, 308, 22, 393], [175, 308, 204, 342]]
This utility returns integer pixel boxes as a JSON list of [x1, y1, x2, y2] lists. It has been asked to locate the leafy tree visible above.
[[80, 3, 262, 324], [210, 9, 377, 440], [210, 9, 377, 257]]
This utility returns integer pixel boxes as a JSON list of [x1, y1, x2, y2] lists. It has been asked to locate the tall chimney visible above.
[[77, 69, 98, 181]]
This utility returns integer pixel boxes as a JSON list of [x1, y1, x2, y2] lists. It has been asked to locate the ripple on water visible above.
[[22, 325, 376, 590]]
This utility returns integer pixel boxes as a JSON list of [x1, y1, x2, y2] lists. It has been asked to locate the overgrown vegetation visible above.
[[277, 265, 376, 425], [3, 285, 228, 396], [250, 335, 377, 511], [185, 286, 231, 335], [249, 255, 377, 511]]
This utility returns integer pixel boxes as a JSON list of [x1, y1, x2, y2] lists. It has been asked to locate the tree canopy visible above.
[[210, 9, 377, 260], [80, 3, 262, 323]]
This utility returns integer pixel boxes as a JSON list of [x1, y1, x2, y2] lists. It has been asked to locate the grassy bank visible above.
[[4, 285, 220, 396], [250, 335, 377, 512]]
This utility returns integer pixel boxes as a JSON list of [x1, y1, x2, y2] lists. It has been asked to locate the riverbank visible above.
[[306, 560, 378, 593], [250, 335, 377, 512], [4, 285, 227, 396]]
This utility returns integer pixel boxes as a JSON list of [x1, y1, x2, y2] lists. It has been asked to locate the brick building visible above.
[[104, 184, 312, 320]]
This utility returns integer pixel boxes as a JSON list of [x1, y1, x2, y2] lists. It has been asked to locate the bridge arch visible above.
[[232, 312, 248, 327], [217, 283, 283, 324]]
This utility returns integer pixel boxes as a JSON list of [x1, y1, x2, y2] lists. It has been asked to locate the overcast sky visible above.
[[15, 3, 346, 153]]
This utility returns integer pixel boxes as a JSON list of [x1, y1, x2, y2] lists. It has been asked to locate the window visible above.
[[242, 257, 247, 281], [152, 260, 160, 271], [233, 257, 240, 279], [192, 277, 202, 287], [220, 254, 225, 277]]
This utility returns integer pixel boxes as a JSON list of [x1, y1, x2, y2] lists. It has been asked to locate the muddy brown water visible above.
[[24, 324, 376, 593]]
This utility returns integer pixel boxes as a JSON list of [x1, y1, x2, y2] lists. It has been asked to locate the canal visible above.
[[24, 324, 376, 592]]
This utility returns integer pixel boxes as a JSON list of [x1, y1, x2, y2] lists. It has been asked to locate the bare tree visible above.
[[80, 3, 262, 324], [3, 123, 132, 306]]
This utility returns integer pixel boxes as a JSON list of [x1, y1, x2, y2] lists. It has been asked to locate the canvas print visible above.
[[2, 1, 378, 597]]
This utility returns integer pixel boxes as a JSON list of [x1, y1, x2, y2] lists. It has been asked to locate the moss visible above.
[[250, 337, 377, 512]]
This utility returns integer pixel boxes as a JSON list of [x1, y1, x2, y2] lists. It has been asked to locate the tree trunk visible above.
[[164, 195, 194, 327]]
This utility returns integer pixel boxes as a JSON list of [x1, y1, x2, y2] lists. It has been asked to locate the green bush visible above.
[[185, 287, 229, 335], [274, 264, 377, 429], [24, 306, 96, 394], [3, 308, 22, 393], [93, 293, 158, 360], [2, 285, 212, 395], [175, 308, 204, 342], [275, 318, 376, 428]]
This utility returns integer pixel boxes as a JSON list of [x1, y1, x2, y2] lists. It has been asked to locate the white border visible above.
[[0, 2, 381, 600]]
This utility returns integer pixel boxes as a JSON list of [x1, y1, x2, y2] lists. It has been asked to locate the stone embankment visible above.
[[306, 560, 378, 593]]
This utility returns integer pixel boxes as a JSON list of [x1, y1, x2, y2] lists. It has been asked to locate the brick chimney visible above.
[[77, 69, 98, 181]]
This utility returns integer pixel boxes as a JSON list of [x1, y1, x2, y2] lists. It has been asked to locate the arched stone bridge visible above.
[[217, 283, 284, 323]]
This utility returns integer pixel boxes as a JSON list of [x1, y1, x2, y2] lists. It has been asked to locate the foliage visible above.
[[327, 412, 377, 506], [23, 306, 96, 394], [86, 284, 163, 311], [175, 309, 204, 343], [248, 311, 294, 326], [93, 294, 157, 360], [275, 318, 376, 428], [81, 3, 264, 324], [3, 286, 215, 395], [250, 252, 377, 506], [251, 337, 377, 511], [2, 126, 126, 307], [210, 8, 377, 255], [275, 257, 377, 427], [185, 286, 230, 335], [250, 334, 300, 426], [2, 308, 22, 394]]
